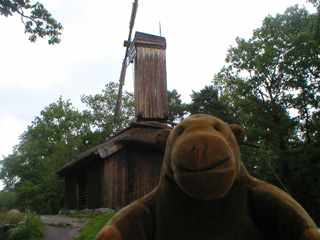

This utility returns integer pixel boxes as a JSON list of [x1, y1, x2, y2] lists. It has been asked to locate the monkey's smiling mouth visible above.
[[176, 157, 231, 173]]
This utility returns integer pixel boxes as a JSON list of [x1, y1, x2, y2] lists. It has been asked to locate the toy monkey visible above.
[[97, 114, 320, 240]]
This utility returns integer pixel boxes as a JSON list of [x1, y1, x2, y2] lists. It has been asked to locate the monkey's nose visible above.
[[192, 143, 208, 169]]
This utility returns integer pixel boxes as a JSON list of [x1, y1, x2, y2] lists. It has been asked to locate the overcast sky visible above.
[[0, 0, 314, 160]]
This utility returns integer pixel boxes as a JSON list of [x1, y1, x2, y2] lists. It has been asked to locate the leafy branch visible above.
[[0, 0, 63, 44]]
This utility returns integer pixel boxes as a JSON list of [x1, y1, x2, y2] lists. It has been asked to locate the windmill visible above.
[[114, 0, 169, 124]]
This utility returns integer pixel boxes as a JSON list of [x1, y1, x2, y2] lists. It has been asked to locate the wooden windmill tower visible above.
[[114, 0, 169, 124]]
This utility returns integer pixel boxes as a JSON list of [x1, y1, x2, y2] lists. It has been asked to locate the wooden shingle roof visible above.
[[57, 122, 171, 176]]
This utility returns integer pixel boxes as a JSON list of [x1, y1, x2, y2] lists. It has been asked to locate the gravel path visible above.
[[41, 215, 89, 240], [43, 225, 81, 240]]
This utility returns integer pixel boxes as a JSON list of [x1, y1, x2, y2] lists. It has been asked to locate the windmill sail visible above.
[[114, 0, 139, 124]]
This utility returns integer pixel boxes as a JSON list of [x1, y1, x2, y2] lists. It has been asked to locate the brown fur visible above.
[[96, 114, 320, 240]]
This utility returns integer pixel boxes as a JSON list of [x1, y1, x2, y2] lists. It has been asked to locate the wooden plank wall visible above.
[[64, 156, 103, 210], [86, 159, 103, 209], [134, 47, 168, 119], [128, 145, 163, 202], [100, 146, 163, 208], [65, 174, 78, 209], [101, 149, 129, 208], [64, 146, 164, 210]]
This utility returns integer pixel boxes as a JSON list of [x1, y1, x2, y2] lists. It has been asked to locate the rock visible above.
[[58, 209, 70, 216], [8, 209, 20, 214], [0, 224, 17, 240], [94, 208, 115, 215], [69, 210, 78, 214], [18, 221, 25, 226], [4, 224, 16, 230], [80, 209, 94, 213]]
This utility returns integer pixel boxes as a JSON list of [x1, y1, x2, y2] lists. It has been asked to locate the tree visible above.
[[188, 81, 272, 182], [0, 82, 137, 214], [81, 81, 135, 140], [307, 0, 320, 9], [188, 85, 236, 124], [0, 0, 62, 44], [211, 5, 319, 223], [167, 89, 187, 123], [0, 97, 94, 213]]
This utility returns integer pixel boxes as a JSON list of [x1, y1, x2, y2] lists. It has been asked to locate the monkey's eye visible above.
[[178, 127, 185, 135], [214, 124, 221, 132]]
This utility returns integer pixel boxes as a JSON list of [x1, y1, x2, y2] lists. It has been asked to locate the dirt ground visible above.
[[41, 215, 89, 240]]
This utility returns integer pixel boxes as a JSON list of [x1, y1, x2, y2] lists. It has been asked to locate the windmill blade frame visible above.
[[114, 0, 139, 124]]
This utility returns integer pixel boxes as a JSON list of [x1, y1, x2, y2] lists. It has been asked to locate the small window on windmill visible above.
[[127, 41, 137, 84]]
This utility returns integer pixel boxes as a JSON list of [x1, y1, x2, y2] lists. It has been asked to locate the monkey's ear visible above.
[[229, 124, 245, 144], [156, 129, 171, 150]]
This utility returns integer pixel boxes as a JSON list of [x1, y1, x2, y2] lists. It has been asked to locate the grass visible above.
[[0, 211, 25, 225], [74, 212, 116, 240], [70, 211, 96, 219], [59, 209, 96, 219]]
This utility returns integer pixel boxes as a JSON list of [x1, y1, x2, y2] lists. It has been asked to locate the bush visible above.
[[75, 213, 116, 240], [9, 213, 44, 240], [58, 208, 71, 216]]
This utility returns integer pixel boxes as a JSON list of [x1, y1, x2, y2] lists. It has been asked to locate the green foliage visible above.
[[0, 82, 135, 215], [57, 208, 71, 216], [289, 142, 320, 220], [215, 5, 319, 191], [81, 82, 135, 138], [0, 191, 19, 211], [0, 211, 25, 225], [75, 213, 116, 240], [190, 5, 320, 224], [0, 0, 63, 44], [189, 85, 236, 124], [167, 89, 187, 123], [9, 213, 44, 240], [59, 209, 96, 219], [0, 97, 96, 214], [69, 211, 96, 219], [307, 0, 320, 10]]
